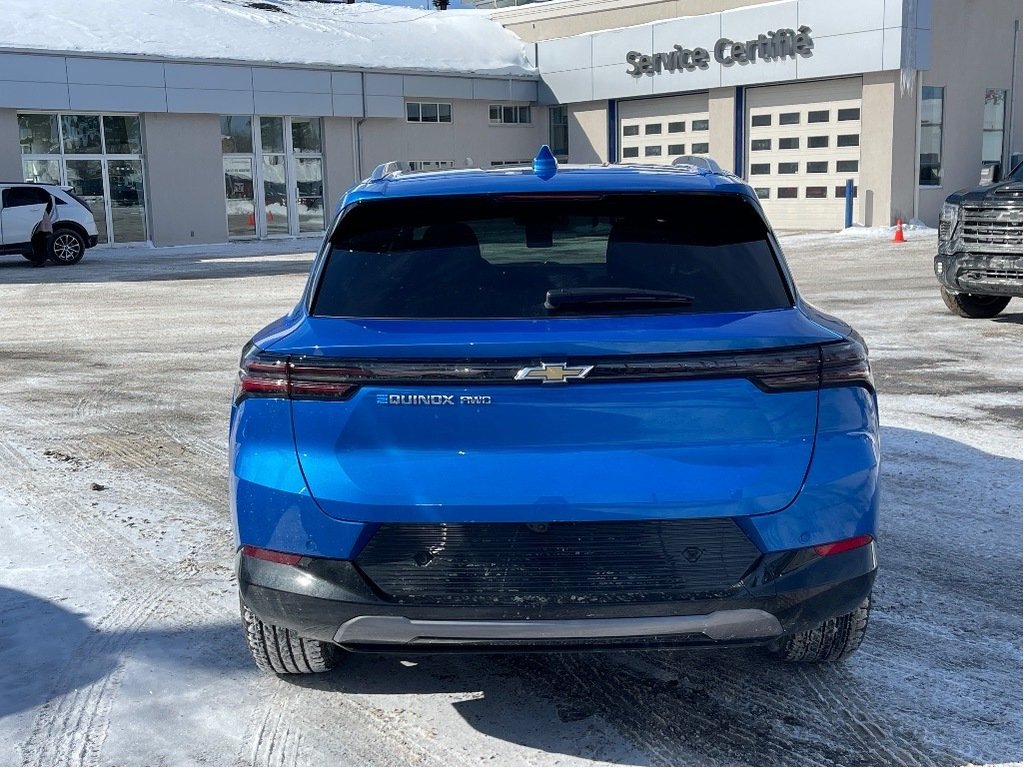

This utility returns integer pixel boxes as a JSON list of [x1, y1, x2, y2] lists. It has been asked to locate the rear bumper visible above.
[[934, 252, 1024, 297], [237, 541, 877, 652]]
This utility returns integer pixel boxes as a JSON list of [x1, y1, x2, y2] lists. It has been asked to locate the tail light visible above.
[[813, 534, 874, 557], [240, 545, 303, 565], [235, 343, 359, 403], [819, 338, 874, 391]]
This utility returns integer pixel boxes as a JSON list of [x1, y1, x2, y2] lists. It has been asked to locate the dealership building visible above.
[[0, 0, 1020, 246]]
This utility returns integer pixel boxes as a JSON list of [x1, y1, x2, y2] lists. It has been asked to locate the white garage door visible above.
[[746, 79, 862, 231], [618, 94, 710, 165]]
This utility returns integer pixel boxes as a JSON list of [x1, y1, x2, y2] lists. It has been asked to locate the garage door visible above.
[[746, 79, 862, 231], [618, 94, 710, 165]]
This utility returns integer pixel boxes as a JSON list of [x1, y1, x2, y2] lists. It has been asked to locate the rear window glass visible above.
[[312, 193, 791, 319]]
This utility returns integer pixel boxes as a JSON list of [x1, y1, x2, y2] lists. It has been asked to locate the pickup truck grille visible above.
[[356, 519, 762, 606], [959, 204, 1023, 254]]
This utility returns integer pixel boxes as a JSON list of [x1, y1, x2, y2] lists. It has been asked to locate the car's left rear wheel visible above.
[[767, 594, 871, 663], [241, 601, 341, 674], [49, 228, 86, 265]]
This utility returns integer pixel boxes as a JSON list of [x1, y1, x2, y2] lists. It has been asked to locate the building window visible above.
[[836, 159, 859, 173], [490, 159, 531, 167], [668, 121, 686, 133], [777, 187, 798, 198], [645, 123, 663, 135], [807, 161, 828, 173], [691, 119, 709, 131], [837, 108, 861, 121], [221, 115, 324, 239], [808, 135, 829, 148], [779, 112, 800, 125], [549, 106, 568, 161], [407, 102, 453, 123], [489, 105, 531, 125], [983, 89, 1006, 165], [409, 160, 455, 171], [20, 111, 147, 245], [691, 142, 709, 154], [806, 186, 828, 198], [919, 86, 943, 185], [835, 185, 858, 198], [778, 162, 799, 174], [751, 114, 771, 127], [837, 134, 860, 147], [623, 125, 640, 136], [667, 144, 686, 155], [754, 187, 770, 199], [778, 137, 800, 150], [622, 147, 639, 158], [808, 110, 829, 123], [750, 163, 770, 175], [751, 139, 771, 151], [644, 145, 663, 157]]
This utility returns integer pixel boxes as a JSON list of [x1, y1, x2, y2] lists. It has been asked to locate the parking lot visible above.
[[0, 232, 1020, 766]]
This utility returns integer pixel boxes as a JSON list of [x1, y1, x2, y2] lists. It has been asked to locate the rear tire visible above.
[[49, 228, 86, 265], [768, 595, 871, 663], [241, 602, 340, 674], [940, 287, 1011, 318]]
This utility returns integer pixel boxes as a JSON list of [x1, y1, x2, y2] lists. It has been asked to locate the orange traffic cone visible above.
[[892, 218, 906, 243], [246, 211, 255, 227]]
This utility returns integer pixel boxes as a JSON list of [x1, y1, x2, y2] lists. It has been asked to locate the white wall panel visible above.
[[66, 58, 165, 87], [472, 78, 512, 101], [253, 90, 333, 115], [0, 54, 67, 84], [795, 30, 884, 80], [882, 0, 904, 30], [509, 80, 538, 102], [404, 75, 473, 100], [539, 69, 594, 104], [69, 84, 167, 112], [164, 63, 252, 91], [0, 80, 70, 110], [721, 56, 798, 87], [798, 0, 885, 38], [252, 68, 331, 94], [881, 26, 903, 71], [594, 63, 652, 100], [332, 72, 362, 95], [332, 93, 364, 117], [651, 14, 722, 58], [720, 1, 798, 41], [364, 94, 404, 118], [538, 34, 592, 75], [364, 73, 403, 96], [166, 87, 254, 114], [592, 26, 654, 68]]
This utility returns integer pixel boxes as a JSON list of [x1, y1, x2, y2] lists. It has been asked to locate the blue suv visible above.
[[231, 148, 879, 674]]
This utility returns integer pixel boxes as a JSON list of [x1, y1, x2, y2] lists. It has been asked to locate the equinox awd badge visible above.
[[514, 362, 594, 384]]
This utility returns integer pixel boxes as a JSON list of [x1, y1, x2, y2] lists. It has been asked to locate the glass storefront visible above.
[[19, 112, 148, 244], [220, 115, 325, 239]]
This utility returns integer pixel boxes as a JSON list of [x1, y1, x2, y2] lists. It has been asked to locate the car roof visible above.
[[0, 181, 62, 188], [341, 162, 754, 207]]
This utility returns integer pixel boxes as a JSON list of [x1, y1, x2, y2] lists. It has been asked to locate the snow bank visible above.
[[783, 219, 938, 243], [0, 0, 536, 76]]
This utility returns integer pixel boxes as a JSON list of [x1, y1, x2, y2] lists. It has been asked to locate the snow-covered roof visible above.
[[0, 0, 536, 77]]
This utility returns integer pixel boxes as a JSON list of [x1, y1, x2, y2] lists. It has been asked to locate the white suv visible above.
[[0, 182, 100, 265]]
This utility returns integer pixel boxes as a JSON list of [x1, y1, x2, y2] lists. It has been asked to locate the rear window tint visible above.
[[312, 194, 791, 319]]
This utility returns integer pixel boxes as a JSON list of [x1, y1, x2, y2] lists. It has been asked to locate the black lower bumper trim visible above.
[[237, 541, 877, 652], [935, 252, 1024, 297]]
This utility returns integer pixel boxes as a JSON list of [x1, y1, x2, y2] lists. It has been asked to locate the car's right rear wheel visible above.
[[49, 228, 86, 265], [940, 287, 1011, 318], [241, 601, 341, 674], [768, 594, 871, 663]]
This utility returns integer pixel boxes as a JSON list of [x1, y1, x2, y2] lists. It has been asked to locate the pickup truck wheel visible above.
[[49, 228, 86, 265], [241, 602, 340, 674], [940, 287, 1011, 318], [768, 595, 871, 663]]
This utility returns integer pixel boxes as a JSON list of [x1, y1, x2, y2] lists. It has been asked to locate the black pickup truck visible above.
[[934, 163, 1023, 318]]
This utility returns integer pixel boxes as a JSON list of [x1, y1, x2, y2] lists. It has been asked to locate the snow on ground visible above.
[[0, 0, 535, 76], [0, 232, 1019, 766]]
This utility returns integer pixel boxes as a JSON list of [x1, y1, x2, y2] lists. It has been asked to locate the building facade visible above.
[[498, 0, 1023, 229], [0, 0, 1020, 245]]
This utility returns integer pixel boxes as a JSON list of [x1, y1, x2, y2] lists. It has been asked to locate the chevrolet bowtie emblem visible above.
[[514, 362, 594, 384]]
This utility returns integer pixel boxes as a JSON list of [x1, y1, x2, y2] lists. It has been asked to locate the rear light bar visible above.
[[240, 545, 303, 566], [235, 339, 873, 402]]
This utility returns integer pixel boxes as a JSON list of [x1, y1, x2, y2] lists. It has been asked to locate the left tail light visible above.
[[234, 343, 359, 403]]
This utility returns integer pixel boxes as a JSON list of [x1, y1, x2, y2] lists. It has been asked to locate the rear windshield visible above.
[[312, 193, 791, 319]]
